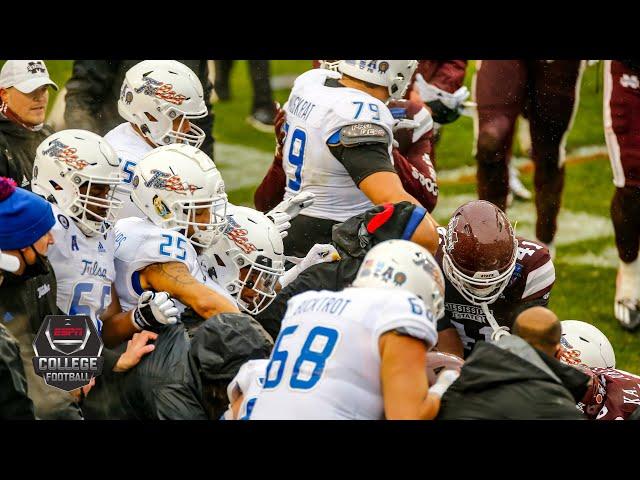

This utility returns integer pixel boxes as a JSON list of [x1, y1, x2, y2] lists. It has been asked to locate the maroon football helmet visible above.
[[442, 200, 518, 305]]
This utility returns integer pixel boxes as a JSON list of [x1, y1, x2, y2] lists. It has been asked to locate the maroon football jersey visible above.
[[435, 228, 555, 356], [578, 367, 640, 420]]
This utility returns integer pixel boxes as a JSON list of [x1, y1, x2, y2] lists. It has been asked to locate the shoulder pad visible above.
[[339, 123, 390, 147]]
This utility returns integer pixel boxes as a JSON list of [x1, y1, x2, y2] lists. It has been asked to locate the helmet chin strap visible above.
[[479, 302, 511, 341]]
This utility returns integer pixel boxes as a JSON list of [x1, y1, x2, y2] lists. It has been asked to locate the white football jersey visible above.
[[113, 217, 235, 313], [229, 359, 268, 420], [47, 205, 115, 333], [104, 122, 153, 220], [249, 287, 437, 420], [281, 68, 395, 222]]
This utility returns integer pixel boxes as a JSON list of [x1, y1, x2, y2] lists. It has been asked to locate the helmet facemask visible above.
[[442, 237, 518, 306], [71, 172, 123, 236], [228, 251, 284, 315], [140, 107, 207, 149], [173, 195, 229, 249]]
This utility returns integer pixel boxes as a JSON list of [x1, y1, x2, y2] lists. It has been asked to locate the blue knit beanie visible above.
[[0, 177, 55, 250]]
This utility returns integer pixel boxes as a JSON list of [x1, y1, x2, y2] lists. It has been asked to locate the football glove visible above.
[[132, 291, 179, 331], [414, 73, 470, 124], [266, 191, 316, 239], [279, 243, 340, 289]]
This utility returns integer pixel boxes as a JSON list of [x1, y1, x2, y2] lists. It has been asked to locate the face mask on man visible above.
[[1, 246, 49, 285]]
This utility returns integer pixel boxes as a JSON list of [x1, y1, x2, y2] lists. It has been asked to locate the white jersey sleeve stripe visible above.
[[522, 260, 555, 299]]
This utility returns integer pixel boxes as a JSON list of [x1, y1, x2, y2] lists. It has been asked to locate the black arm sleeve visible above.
[[329, 142, 396, 186]]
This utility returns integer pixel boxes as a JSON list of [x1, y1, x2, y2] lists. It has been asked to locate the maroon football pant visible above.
[[474, 60, 584, 244], [605, 60, 640, 262]]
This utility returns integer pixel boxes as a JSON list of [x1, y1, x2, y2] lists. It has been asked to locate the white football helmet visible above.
[[200, 206, 285, 315], [338, 60, 418, 100], [130, 144, 227, 248], [118, 60, 207, 148], [32, 129, 123, 236], [559, 320, 616, 369], [352, 239, 445, 321]]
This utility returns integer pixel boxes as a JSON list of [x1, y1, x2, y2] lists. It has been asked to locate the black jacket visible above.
[[0, 324, 34, 419], [257, 201, 422, 338], [63, 60, 215, 159], [83, 323, 207, 420], [437, 335, 590, 420], [0, 115, 53, 190]]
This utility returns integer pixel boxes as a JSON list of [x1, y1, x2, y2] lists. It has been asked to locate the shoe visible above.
[[247, 107, 276, 133], [615, 298, 640, 331], [509, 165, 532, 201]]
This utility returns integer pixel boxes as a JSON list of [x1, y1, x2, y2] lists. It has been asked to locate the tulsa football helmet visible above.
[[118, 60, 207, 148], [201, 206, 285, 315], [353, 239, 445, 321], [338, 60, 418, 101], [32, 129, 123, 236], [559, 320, 616, 369], [442, 200, 518, 306], [130, 144, 227, 248]]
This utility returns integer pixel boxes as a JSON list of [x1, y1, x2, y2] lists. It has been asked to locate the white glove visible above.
[[414, 73, 470, 124], [428, 369, 460, 399], [132, 291, 179, 331], [266, 191, 316, 239], [279, 244, 341, 289]]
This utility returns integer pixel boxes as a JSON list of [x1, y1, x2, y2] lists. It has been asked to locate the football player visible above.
[[435, 200, 556, 358], [104, 60, 209, 219], [473, 60, 585, 255], [199, 205, 340, 316], [113, 143, 239, 322], [558, 320, 640, 420], [249, 239, 457, 420], [259, 60, 441, 258], [604, 60, 640, 331], [255, 61, 439, 217], [31, 129, 179, 347]]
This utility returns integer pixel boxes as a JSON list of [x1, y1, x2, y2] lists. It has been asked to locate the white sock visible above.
[[617, 258, 640, 300]]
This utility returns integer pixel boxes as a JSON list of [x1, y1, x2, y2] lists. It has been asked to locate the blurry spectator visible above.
[[436, 307, 590, 419], [0, 60, 57, 189], [213, 60, 275, 132], [62, 60, 215, 159]]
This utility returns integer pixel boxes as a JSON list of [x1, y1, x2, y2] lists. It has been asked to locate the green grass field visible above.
[[13, 60, 639, 371]]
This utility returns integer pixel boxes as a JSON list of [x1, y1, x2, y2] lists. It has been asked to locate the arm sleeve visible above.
[[391, 138, 438, 212], [64, 60, 119, 132], [329, 142, 396, 186], [0, 332, 35, 420], [254, 153, 286, 212], [427, 60, 468, 93]]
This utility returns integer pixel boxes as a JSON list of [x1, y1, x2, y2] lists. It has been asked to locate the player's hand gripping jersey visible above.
[[435, 227, 555, 357], [113, 217, 234, 312], [281, 68, 395, 222], [48, 205, 115, 333], [249, 287, 437, 420]]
